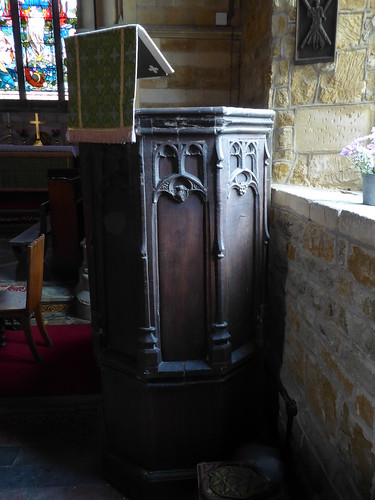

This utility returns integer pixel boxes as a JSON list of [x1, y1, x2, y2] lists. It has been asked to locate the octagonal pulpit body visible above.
[[79, 107, 274, 499]]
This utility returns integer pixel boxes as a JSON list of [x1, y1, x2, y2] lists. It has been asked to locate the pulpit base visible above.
[[100, 355, 265, 500], [103, 451, 197, 500]]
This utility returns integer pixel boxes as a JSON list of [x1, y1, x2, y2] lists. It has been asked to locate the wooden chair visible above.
[[0, 234, 52, 362], [9, 201, 51, 278]]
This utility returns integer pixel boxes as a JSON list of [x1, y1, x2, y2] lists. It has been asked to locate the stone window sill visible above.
[[271, 184, 375, 248]]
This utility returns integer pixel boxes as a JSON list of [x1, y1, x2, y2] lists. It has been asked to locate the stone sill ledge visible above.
[[271, 184, 375, 248]]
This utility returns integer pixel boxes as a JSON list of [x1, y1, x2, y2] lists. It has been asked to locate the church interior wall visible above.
[[124, 0, 242, 108], [268, 3, 375, 499], [238, 0, 273, 109], [1, 3, 375, 499], [1, 0, 243, 142], [269, 184, 375, 500], [270, 0, 375, 189]]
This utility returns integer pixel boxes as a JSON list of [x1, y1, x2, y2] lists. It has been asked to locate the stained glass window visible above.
[[0, 0, 77, 101]]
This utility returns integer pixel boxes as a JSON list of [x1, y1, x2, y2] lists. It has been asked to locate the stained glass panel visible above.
[[0, 0, 76, 100], [60, 0, 77, 96], [0, 1, 18, 98], [19, 0, 57, 97]]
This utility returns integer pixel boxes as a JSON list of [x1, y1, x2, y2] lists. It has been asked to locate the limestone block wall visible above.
[[268, 185, 375, 500], [270, 0, 375, 189], [123, 0, 242, 108]]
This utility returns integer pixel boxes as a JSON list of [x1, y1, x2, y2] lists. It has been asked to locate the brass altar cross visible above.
[[29, 113, 46, 146]]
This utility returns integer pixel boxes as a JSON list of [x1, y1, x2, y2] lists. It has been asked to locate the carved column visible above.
[[210, 136, 231, 368]]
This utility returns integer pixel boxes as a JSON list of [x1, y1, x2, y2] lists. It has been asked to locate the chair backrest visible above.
[[26, 234, 45, 313], [48, 176, 83, 276]]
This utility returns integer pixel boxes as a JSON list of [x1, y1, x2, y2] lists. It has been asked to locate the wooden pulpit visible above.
[[79, 106, 274, 499]]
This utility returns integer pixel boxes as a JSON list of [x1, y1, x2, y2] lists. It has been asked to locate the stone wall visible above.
[[269, 185, 375, 500], [239, 0, 273, 108], [270, 0, 375, 189], [123, 0, 242, 108], [87, 0, 273, 109]]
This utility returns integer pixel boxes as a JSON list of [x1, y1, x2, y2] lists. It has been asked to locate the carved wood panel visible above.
[[152, 141, 208, 362], [82, 108, 274, 377]]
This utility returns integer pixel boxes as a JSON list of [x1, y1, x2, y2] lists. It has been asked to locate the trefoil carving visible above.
[[228, 140, 259, 197]]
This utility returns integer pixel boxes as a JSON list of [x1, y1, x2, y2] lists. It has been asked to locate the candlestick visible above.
[[6, 113, 12, 144]]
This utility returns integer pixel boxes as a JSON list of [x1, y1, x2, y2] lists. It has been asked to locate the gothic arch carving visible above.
[[153, 141, 207, 202], [228, 140, 259, 197], [154, 144, 179, 182], [182, 143, 205, 182]]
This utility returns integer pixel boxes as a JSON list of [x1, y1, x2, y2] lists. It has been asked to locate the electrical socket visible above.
[[215, 12, 227, 26]]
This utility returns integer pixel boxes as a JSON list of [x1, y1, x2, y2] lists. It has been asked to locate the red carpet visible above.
[[0, 324, 101, 397]]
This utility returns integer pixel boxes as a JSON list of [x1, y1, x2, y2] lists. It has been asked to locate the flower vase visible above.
[[362, 173, 375, 206]]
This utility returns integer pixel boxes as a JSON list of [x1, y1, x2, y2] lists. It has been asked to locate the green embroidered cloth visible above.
[[65, 24, 165, 144]]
